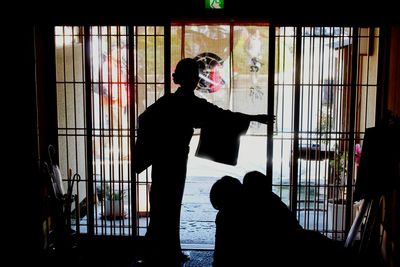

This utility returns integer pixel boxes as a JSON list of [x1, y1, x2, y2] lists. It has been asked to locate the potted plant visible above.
[[103, 184, 126, 220], [329, 151, 348, 201], [328, 150, 348, 239]]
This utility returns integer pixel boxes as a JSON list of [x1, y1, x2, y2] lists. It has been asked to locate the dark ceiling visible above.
[[26, 0, 398, 26]]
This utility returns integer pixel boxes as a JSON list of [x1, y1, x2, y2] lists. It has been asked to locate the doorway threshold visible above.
[[182, 243, 214, 250]]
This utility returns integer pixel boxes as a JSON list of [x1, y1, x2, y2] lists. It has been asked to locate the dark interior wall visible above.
[[12, 24, 43, 264], [387, 26, 400, 116], [28, 0, 399, 26]]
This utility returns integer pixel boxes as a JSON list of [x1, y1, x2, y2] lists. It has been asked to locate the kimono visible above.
[[132, 86, 251, 264]]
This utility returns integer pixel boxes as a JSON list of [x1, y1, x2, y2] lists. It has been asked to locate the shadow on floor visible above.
[[39, 237, 213, 267]]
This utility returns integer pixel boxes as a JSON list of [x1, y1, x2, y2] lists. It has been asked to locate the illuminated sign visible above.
[[205, 0, 224, 9]]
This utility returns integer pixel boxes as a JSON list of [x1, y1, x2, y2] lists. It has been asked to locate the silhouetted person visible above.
[[243, 171, 302, 234], [242, 170, 302, 265], [243, 171, 352, 267], [210, 176, 244, 267], [133, 58, 275, 266]]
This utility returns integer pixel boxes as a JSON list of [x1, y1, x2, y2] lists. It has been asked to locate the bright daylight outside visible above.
[[54, 25, 378, 246]]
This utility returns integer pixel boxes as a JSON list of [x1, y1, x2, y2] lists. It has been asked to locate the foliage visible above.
[[329, 151, 348, 197], [104, 184, 126, 201], [318, 111, 333, 133]]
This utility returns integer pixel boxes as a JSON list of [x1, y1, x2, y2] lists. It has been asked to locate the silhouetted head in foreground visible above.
[[243, 170, 271, 193], [210, 176, 242, 210], [172, 58, 200, 89]]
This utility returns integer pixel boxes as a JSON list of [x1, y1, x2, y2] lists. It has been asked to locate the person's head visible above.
[[210, 176, 242, 210], [243, 171, 271, 193], [172, 58, 200, 89]]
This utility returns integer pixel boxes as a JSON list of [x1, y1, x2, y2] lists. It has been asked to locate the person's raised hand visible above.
[[255, 114, 276, 124]]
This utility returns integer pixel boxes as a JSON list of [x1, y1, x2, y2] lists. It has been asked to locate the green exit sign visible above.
[[205, 0, 224, 9]]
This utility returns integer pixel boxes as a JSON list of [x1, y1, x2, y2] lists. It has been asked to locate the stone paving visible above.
[[180, 176, 218, 247]]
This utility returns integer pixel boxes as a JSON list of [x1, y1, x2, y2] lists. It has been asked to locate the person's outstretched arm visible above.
[[195, 97, 276, 126], [244, 114, 276, 124]]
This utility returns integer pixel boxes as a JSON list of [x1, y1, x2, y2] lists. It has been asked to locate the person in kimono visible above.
[[133, 58, 275, 266]]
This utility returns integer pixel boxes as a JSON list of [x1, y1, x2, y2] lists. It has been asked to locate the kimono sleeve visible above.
[[195, 113, 250, 165]]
